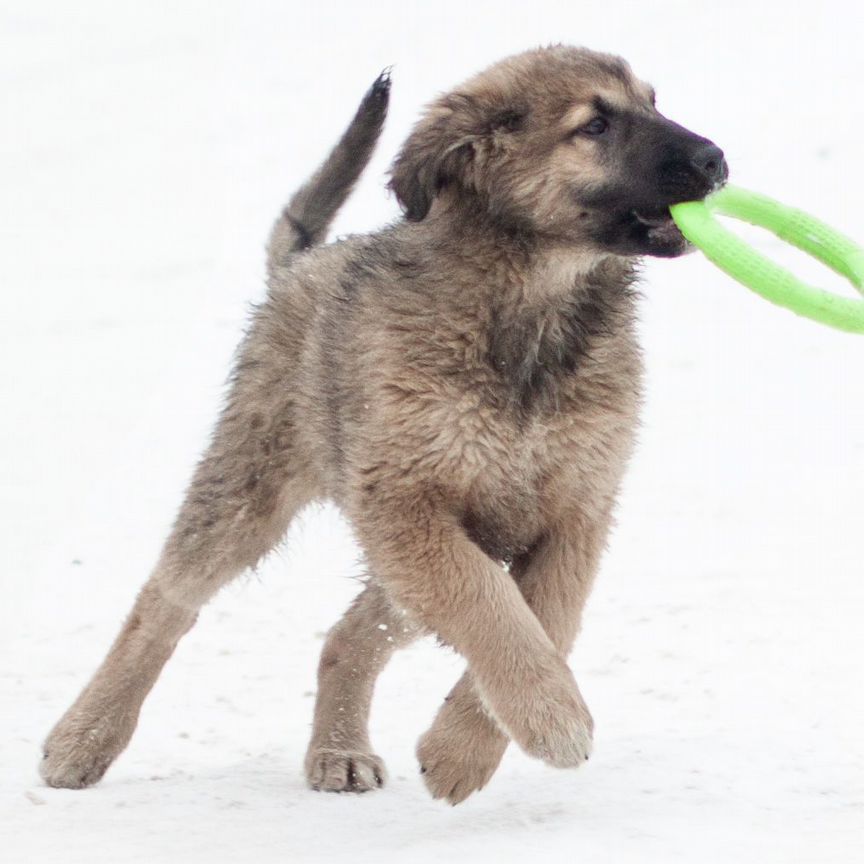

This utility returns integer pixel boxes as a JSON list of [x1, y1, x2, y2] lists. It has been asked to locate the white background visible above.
[[1, 2, 862, 862]]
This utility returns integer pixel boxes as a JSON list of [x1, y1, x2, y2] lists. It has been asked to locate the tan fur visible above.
[[40, 46, 702, 804]]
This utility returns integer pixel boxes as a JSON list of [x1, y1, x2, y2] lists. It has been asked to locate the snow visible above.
[[1, 1, 862, 862]]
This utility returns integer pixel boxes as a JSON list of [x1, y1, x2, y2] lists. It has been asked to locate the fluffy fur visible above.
[[40, 46, 726, 804]]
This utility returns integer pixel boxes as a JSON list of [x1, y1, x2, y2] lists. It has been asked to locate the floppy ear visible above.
[[389, 95, 480, 222]]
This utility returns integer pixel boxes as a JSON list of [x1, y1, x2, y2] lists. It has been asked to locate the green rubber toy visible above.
[[669, 185, 864, 334]]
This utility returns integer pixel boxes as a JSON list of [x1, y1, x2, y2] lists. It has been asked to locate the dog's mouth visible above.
[[624, 205, 689, 256], [583, 180, 725, 258], [631, 206, 682, 241]]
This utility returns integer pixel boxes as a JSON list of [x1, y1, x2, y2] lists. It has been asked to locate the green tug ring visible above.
[[669, 185, 864, 334]]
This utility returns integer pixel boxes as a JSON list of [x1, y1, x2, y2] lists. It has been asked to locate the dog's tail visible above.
[[267, 69, 391, 273]]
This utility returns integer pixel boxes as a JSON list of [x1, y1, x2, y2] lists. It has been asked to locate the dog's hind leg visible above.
[[40, 320, 318, 789], [304, 581, 419, 792], [38, 70, 391, 791]]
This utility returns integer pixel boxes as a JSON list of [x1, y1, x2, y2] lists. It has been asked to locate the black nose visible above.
[[690, 143, 728, 184]]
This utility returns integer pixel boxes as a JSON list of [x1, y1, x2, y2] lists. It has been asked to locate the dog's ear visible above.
[[389, 94, 486, 222], [390, 94, 529, 222]]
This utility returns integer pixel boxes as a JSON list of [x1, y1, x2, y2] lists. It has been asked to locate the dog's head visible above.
[[390, 46, 727, 258]]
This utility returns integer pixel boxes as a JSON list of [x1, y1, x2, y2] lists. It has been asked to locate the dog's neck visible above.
[[421, 195, 628, 304], [415, 198, 638, 413], [525, 244, 617, 301]]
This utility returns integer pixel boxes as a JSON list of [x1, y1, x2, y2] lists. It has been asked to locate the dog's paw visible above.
[[417, 720, 507, 805], [515, 681, 594, 768], [305, 747, 387, 793], [40, 711, 134, 789], [484, 661, 594, 769], [519, 703, 593, 767]]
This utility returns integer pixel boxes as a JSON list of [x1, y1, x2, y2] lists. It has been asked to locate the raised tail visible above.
[[267, 68, 391, 273]]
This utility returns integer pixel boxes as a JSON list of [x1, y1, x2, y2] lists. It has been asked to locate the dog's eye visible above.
[[580, 117, 609, 136]]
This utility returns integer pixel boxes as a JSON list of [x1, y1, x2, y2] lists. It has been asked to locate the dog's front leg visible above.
[[353, 493, 594, 773], [417, 511, 612, 803]]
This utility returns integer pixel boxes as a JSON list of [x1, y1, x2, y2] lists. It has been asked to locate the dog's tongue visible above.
[[634, 208, 684, 243], [648, 219, 684, 243]]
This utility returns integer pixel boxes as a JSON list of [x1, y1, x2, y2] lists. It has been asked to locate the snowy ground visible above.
[[1, 2, 862, 862]]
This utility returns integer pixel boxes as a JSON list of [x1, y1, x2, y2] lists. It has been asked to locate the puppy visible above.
[[41, 46, 726, 804]]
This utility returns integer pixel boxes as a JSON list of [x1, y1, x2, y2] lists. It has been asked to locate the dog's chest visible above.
[[428, 380, 635, 561], [455, 418, 567, 561]]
